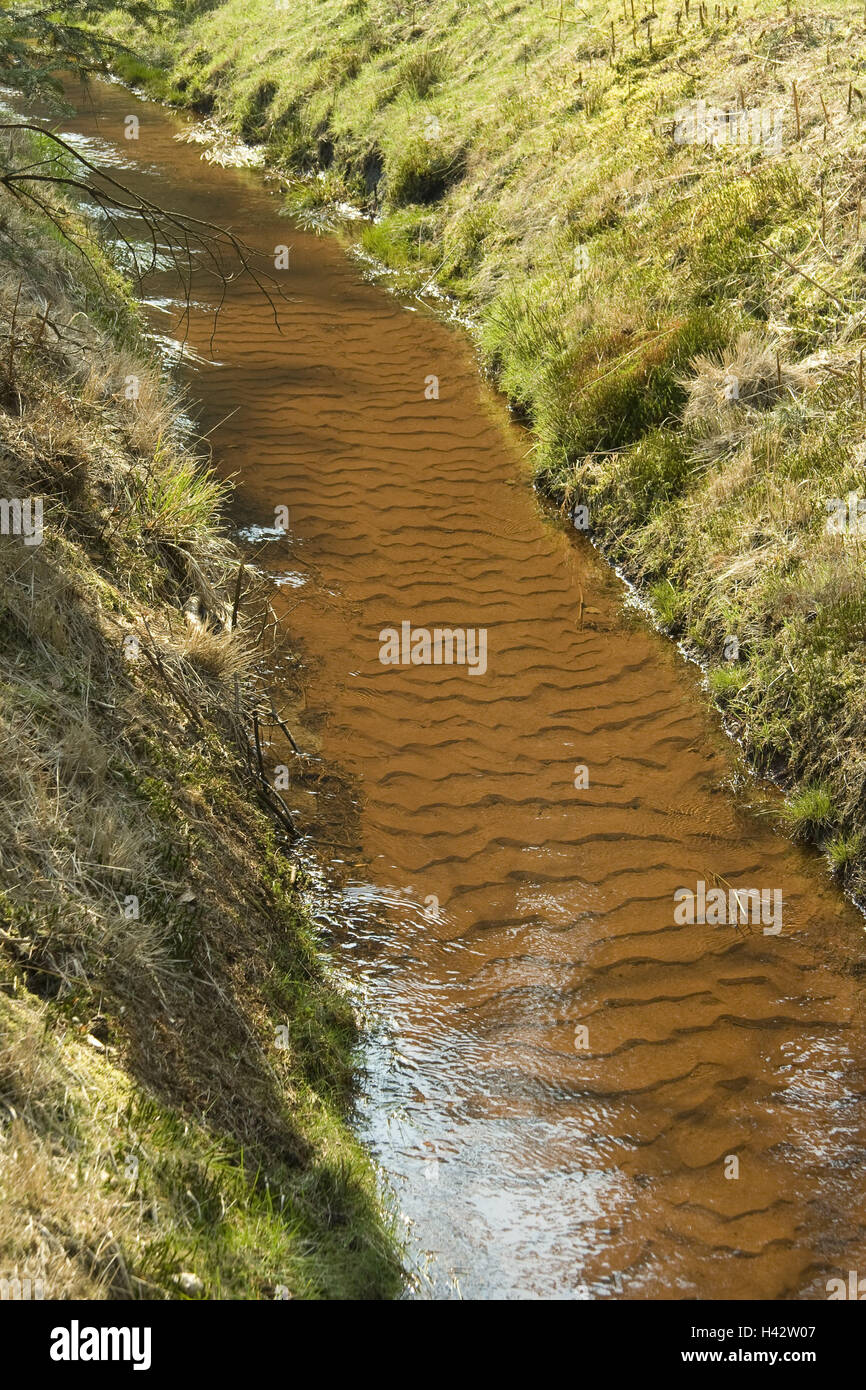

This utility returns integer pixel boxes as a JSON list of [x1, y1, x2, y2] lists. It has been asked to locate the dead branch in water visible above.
[[0, 122, 291, 350]]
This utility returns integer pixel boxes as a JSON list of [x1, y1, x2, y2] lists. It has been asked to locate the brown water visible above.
[[45, 80, 866, 1298]]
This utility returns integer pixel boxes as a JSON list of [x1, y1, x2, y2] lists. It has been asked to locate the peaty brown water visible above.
[[44, 79, 866, 1298]]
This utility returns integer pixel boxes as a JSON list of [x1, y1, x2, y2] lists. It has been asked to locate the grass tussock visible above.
[[118, 0, 866, 900], [0, 167, 402, 1300]]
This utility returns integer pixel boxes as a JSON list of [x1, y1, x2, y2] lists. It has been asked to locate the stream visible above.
[[34, 77, 866, 1299]]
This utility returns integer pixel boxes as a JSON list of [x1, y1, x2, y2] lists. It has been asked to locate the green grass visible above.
[[707, 664, 748, 702], [649, 578, 683, 631], [827, 832, 863, 875], [782, 784, 836, 840]]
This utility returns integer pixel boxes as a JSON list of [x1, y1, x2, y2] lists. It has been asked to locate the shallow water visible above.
[[45, 79, 866, 1299]]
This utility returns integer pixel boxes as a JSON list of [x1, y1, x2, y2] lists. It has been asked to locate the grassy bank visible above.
[[0, 139, 403, 1299], [112, 0, 866, 901]]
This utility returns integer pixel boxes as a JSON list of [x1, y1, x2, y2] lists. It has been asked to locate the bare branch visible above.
[[0, 123, 291, 348]]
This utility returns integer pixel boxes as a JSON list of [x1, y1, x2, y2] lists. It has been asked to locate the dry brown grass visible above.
[[682, 331, 812, 427], [86, 349, 182, 459], [0, 998, 145, 1299], [178, 622, 253, 680], [0, 182, 402, 1299]]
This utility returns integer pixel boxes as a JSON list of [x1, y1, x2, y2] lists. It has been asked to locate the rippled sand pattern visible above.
[[60, 82, 866, 1299]]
